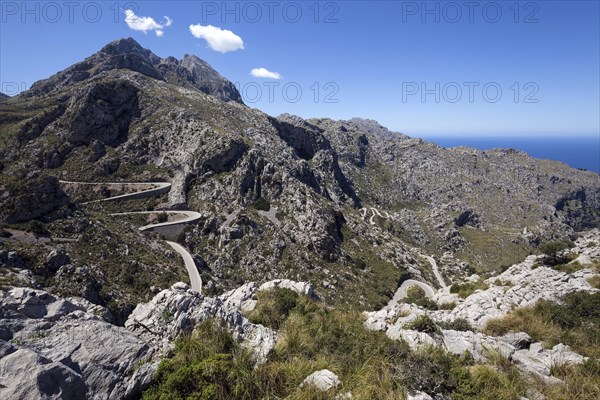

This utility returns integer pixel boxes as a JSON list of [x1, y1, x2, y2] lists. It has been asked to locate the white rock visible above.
[[219, 282, 257, 312], [569, 254, 592, 266], [387, 328, 437, 350], [442, 330, 514, 362], [0, 288, 154, 399], [258, 279, 317, 299], [300, 369, 341, 391], [406, 391, 433, 400], [498, 332, 532, 350]]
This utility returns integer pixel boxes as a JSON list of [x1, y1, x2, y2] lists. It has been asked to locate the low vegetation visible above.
[[452, 351, 527, 400], [450, 281, 489, 298], [484, 291, 600, 358], [538, 241, 574, 266], [251, 197, 271, 212], [402, 285, 438, 310], [483, 291, 600, 399], [588, 274, 600, 289], [438, 318, 474, 332], [403, 314, 440, 334], [146, 288, 537, 399], [247, 288, 300, 330]]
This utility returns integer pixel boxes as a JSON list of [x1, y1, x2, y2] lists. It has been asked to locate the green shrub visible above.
[[438, 318, 474, 332], [450, 281, 489, 298], [157, 212, 168, 223], [247, 288, 299, 329], [26, 220, 49, 235], [251, 197, 271, 212], [453, 363, 526, 400], [143, 320, 257, 400], [538, 241, 574, 266], [404, 314, 440, 334], [438, 302, 457, 310], [545, 358, 600, 400], [403, 286, 438, 310], [539, 291, 600, 330], [552, 261, 587, 274]]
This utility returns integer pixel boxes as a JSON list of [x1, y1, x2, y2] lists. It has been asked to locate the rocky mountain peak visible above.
[[180, 53, 212, 72], [22, 38, 243, 104], [100, 37, 147, 56]]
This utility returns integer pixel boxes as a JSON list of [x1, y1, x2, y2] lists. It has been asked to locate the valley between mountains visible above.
[[1, 38, 599, 399]]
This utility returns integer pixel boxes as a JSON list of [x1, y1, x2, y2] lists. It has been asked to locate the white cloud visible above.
[[124, 10, 172, 37], [189, 24, 244, 53], [250, 67, 282, 80]]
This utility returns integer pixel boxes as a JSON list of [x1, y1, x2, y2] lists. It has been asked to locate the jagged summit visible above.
[[100, 37, 150, 55], [24, 37, 243, 104]]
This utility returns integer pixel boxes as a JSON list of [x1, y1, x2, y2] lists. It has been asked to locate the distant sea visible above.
[[421, 136, 600, 173]]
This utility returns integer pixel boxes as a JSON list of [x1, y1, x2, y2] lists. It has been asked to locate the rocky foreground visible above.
[[1, 231, 598, 399]]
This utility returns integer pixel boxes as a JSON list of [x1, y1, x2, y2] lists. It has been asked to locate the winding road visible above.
[[61, 181, 202, 293], [59, 181, 171, 204], [165, 241, 202, 292], [425, 255, 447, 289], [392, 279, 435, 302], [358, 206, 447, 301], [390, 256, 446, 302], [109, 210, 202, 232], [361, 207, 392, 226]]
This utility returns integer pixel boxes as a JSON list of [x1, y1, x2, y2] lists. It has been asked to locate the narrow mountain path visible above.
[[60, 180, 201, 293]]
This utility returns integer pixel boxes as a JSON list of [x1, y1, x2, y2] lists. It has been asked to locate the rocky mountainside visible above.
[[309, 117, 600, 268], [1, 37, 600, 399], [1, 38, 599, 311]]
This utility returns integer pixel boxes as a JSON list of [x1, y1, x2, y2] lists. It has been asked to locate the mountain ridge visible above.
[[23, 37, 243, 104], [1, 36, 599, 313]]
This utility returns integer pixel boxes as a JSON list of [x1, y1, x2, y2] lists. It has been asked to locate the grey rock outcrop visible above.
[[219, 279, 317, 313], [125, 282, 276, 363], [0, 347, 89, 399], [0, 281, 286, 399], [435, 255, 598, 329], [45, 248, 70, 272], [406, 391, 434, 400], [0, 287, 153, 399]]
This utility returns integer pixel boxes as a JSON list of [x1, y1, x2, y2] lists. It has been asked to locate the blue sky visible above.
[[1, 1, 599, 137]]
